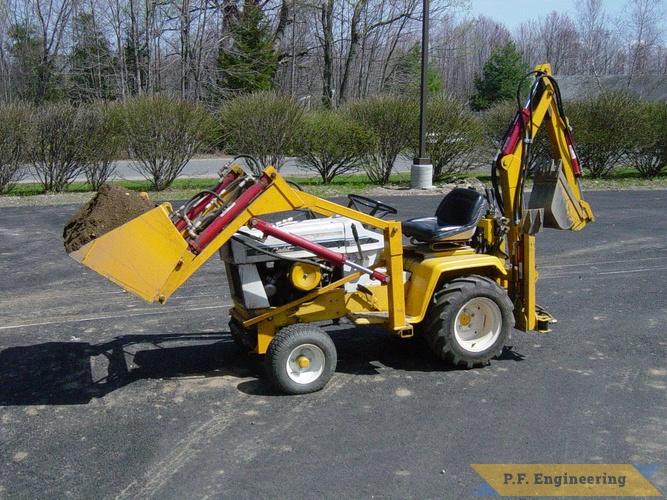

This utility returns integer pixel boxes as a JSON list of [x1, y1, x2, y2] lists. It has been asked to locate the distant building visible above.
[[555, 75, 667, 102]]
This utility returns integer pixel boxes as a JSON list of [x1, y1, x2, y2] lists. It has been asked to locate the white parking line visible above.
[[540, 266, 667, 279]]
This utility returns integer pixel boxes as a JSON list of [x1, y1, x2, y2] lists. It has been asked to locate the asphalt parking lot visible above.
[[1, 190, 665, 498]]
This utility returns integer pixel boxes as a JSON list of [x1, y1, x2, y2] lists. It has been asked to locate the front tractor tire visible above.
[[265, 324, 337, 395], [424, 276, 514, 368]]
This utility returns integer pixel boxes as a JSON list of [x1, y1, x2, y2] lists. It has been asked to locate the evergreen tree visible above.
[[68, 13, 115, 102], [123, 27, 149, 95], [217, 1, 277, 94], [470, 41, 529, 111], [7, 23, 51, 103]]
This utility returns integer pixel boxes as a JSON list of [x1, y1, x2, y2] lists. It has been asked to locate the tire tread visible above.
[[424, 275, 514, 368]]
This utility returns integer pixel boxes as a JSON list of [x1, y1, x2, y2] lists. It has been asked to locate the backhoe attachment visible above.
[[494, 64, 595, 332], [496, 63, 594, 234]]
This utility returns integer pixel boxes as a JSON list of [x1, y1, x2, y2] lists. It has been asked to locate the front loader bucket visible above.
[[528, 161, 592, 231], [69, 204, 189, 302]]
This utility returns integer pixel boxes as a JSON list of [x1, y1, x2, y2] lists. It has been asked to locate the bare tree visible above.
[[315, 0, 425, 107], [516, 12, 580, 74], [0, 2, 12, 101], [106, 0, 130, 97], [187, 0, 220, 100], [338, 0, 421, 103], [514, 19, 539, 70], [319, 0, 335, 106], [619, 0, 666, 86], [430, 15, 511, 97], [575, 0, 619, 79], [4, 0, 76, 102]]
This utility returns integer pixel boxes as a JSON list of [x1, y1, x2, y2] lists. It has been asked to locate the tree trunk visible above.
[[339, 0, 367, 103], [320, 0, 334, 107]]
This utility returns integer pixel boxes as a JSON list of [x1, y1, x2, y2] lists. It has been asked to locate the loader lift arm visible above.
[[70, 164, 410, 343], [494, 64, 594, 331]]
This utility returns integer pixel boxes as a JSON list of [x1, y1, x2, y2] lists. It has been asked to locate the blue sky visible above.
[[468, 0, 626, 30]]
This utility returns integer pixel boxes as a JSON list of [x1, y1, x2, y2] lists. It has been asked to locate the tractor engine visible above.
[[220, 216, 385, 309]]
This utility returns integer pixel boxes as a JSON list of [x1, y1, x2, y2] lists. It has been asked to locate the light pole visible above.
[[410, 0, 433, 189]]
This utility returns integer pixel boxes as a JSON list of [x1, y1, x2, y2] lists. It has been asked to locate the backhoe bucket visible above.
[[68, 204, 189, 302], [528, 161, 591, 231]]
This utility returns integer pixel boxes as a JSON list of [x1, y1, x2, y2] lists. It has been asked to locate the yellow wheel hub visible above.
[[459, 313, 471, 326], [295, 355, 310, 369]]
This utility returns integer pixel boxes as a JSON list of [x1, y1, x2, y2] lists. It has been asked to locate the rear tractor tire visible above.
[[424, 276, 514, 368], [264, 324, 337, 394]]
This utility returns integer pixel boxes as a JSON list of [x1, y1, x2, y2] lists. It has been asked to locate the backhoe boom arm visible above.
[[494, 64, 594, 330]]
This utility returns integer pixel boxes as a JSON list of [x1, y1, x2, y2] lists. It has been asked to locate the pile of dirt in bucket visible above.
[[63, 185, 156, 254]]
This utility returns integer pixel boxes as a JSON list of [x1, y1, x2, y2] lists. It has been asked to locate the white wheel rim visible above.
[[453, 297, 503, 353], [286, 343, 326, 385]]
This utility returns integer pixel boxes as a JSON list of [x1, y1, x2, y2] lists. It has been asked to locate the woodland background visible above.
[[1, 0, 665, 105]]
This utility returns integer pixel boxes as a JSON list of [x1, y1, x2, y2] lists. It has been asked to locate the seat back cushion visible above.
[[435, 188, 485, 226]]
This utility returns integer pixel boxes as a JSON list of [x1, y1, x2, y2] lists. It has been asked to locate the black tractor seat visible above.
[[402, 188, 488, 245]]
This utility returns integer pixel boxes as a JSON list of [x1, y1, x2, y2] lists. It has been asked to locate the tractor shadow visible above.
[[327, 324, 525, 377], [0, 326, 526, 405], [0, 332, 258, 406]]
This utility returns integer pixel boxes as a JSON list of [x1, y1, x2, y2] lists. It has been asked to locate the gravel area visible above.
[[0, 179, 487, 208], [0, 192, 96, 207]]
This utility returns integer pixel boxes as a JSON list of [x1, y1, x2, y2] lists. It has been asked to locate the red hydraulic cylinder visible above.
[[188, 175, 271, 254], [248, 218, 390, 283], [498, 108, 530, 160], [564, 128, 582, 177], [174, 168, 240, 232]]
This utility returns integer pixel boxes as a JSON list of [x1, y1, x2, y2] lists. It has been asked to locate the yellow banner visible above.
[[471, 464, 662, 496]]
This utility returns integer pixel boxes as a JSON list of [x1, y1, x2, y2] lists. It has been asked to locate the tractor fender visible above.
[[404, 253, 507, 323]]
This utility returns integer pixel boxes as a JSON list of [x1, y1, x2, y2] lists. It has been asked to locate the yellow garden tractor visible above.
[[68, 65, 594, 394]]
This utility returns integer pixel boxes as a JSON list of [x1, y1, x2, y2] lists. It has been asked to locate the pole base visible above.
[[411, 158, 433, 189]]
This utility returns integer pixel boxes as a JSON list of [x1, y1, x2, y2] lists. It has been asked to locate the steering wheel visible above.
[[347, 194, 398, 218]]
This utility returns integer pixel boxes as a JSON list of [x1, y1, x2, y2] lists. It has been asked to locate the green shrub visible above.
[[624, 101, 667, 179], [121, 94, 215, 191], [218, 92, 304, 174], [295, 109, 375, 184], [567, 91, 639, 178], [421, 92, 486, 182], [24, 102, 92, 193], [0, 102, 30, 194], [480, 100, 518, 148], [347, 96, 418, 185], [80, 102, 125, 190]]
